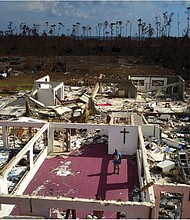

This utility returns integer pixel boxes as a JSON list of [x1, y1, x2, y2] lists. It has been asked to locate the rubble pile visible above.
[[8, 134, 22, 148], [64, 85, 93, 100], [0, 92, 27, 119], [33, 134, 46, 151], [144, 135, 190, 185], [0, 149, 9, 169], [7, 166, 27, 193], [159, 192, 182, 219]]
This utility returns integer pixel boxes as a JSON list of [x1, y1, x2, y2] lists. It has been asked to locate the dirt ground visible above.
[[0, 55, 184, 95]]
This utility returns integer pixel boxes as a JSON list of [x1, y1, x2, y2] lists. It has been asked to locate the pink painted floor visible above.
[[13, 144, 139, 218]]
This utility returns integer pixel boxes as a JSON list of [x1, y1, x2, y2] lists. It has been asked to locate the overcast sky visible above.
[[0, 1, 190, 37]]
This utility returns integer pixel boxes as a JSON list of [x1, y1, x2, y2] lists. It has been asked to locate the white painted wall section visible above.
[[142, 124, 161, 139], [37, 89, 54, 106], [55, 82, 64, 100], [108, 126, 138, 155]]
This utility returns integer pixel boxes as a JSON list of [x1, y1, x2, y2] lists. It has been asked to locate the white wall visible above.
[[142, 125, 161, 139], [154, 184, 190, 219], [37, 89, 54, 106], [137, 126, 155, 203], [0, 177, 8, 194], [133, 113, 143, 125], [0, 194, 154, 219], [130, 76, 168, 91], [55, 83, 64, 100], [108, 126, 138, 155], [33, 75, 50, 90], [33, 75, 64, 104], [0, 123, 49, 217], [50, 123, 138, 156], [35, 75, 50, 83]]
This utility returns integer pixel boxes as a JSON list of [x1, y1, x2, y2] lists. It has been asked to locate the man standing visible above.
[[106, 114, 111, 124], [112, 149, 122, 175]]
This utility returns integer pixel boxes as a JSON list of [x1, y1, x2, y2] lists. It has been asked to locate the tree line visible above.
[[1, 7, 190, 39]]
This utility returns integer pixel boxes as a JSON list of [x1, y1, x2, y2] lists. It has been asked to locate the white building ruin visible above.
[[0, 74, 190, 219], [0, 118, 189, 218]]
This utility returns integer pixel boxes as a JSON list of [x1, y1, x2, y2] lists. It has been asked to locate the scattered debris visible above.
[[53, 161, 73, 177], [159, 192, 182, 219]]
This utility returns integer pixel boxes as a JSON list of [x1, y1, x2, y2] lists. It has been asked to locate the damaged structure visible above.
[[130, 75, 185, 99], [0, 74, 190, 219]]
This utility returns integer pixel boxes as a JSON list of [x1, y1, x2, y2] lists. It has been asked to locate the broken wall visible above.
[[118, 82, 137, 98], [37, 89, 54, 106], [137, 126, 155, 205], [130, 76, 168, 91], [142, 125, 161, 140], [131, 75, 185, 99], [153, 183, 190, 219], [55, 83, 64, 101], [133, 113, 143, 125], [0, 194, 154, 219], [33, 75, 50, 90], [179, 76, 185, 99], [48, 123, 138, 156], [32, 75, 64, 106]]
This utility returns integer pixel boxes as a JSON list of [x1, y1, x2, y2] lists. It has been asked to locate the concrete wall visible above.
[[0, 194, 154, 219], [142, 124, 161, 139], [179, 76, 185, 99], [49, 123, 138, 156], [0, 121, 45, 148], [137, 126, 155, 204], [133, 113, 143, 125], [55, 82, 64, 101], [130, 76, 168, 91], [0, 146, 48, 217], [33, 75, 64, 105], [33, 75, 50, 90], [37, 89, 54, 106], [108, 126, 138, 155], [1, 123, 49, 192], [130, 75, 185, 99], [153, 183, 190, 219]]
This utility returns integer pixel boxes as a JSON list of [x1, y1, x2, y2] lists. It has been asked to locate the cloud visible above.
[[23, 1, 61, 16]]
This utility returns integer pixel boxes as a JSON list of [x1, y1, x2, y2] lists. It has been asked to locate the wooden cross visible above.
[[120, 128, 129, 144]]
